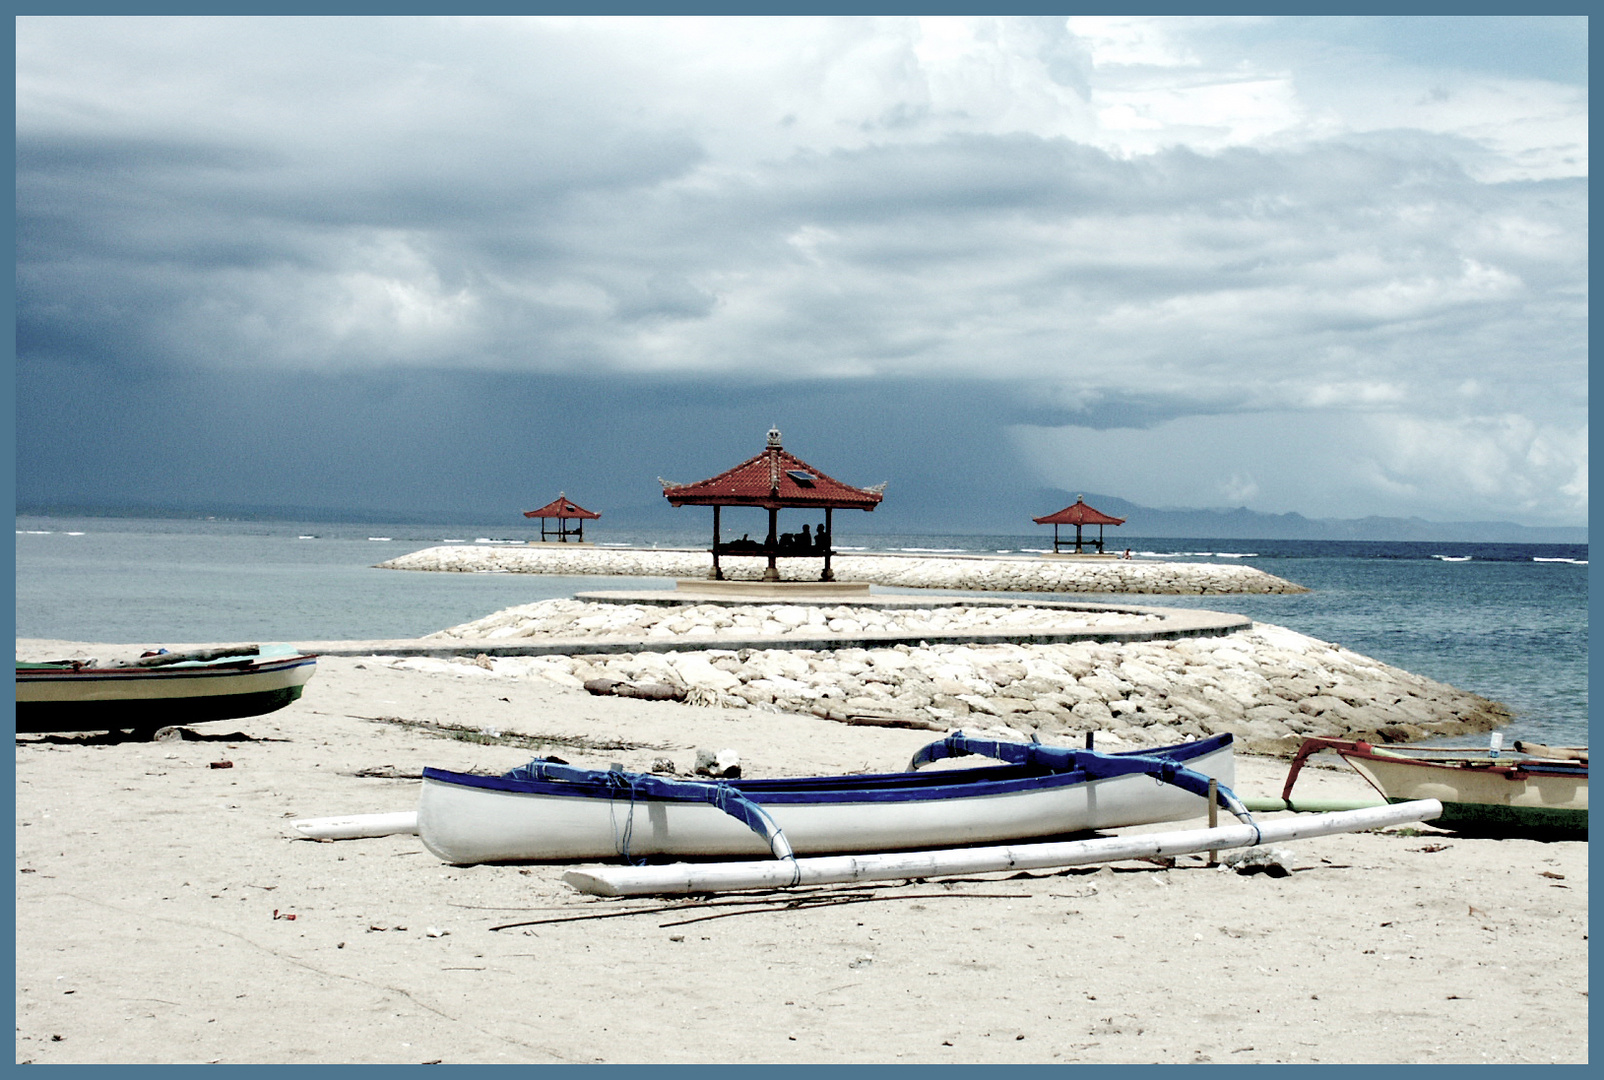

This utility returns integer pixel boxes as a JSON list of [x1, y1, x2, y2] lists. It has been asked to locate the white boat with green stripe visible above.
[[16, 644, 316, 735]]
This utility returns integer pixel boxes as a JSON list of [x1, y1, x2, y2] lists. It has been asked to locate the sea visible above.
[[14, 513, 1590, 748]]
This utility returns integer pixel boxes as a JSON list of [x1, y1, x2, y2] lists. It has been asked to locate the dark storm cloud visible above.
[[14, 361, 1063, 532], [13, 15, 1587, 525]]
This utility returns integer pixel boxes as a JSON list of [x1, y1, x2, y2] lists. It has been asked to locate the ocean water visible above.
[[14, 514, 1589, 747]]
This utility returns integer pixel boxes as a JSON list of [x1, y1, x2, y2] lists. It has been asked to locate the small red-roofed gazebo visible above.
[[661, 427, 884, 581], [1034, 496, 1126, 554], [523, 493, 600, 544]]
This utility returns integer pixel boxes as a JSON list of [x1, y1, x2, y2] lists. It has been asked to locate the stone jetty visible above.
[[363, 596, 1508, 755], [428, 597, 1168, 643], [378, 544, 1308, 595]]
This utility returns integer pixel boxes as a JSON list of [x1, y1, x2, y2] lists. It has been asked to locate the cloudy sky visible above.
[[15, 15, 1588, 532]]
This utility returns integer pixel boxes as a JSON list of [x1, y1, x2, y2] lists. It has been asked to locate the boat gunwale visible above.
[[16, 655, 319, 682], [1339, 742, 1587, 780]]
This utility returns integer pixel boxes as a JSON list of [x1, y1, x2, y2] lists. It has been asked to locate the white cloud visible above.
[[1011, 410, 1588, 525]]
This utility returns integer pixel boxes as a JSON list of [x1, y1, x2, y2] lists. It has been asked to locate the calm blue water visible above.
[[14, 515, 1589, 747]]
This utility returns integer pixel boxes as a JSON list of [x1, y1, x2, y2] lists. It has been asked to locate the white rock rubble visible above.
[[378, 545, 1307, 595], [381, 616, 1507, 755], [425, 598, 1162, 643]]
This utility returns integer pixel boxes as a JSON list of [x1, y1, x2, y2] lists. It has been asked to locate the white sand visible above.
[[15, 647, 1589, 1064]]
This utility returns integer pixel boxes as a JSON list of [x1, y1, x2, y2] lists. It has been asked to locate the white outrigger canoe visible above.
[[417, 731, 1242, 865], [15, 644, 317, 734]]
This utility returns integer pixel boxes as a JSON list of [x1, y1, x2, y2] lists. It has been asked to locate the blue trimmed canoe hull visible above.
[[418, 733, 1234, 864]]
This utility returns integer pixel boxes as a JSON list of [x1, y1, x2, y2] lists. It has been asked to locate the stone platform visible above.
[[669, 578, 871, 599]]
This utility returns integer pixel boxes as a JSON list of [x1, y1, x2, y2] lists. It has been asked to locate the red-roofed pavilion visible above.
[[661, 427, 884, 581], [1033, 496, 1126, 554], [523, 493, 600, 543]]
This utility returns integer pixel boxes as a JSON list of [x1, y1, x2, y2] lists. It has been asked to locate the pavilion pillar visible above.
[[710, 505, 723, 580], [764, 507, 780, 581], [822, 507, 834, 581], [1075, 523, 1084, 554]]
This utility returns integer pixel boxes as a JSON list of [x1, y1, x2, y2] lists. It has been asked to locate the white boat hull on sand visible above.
[[417, 734, 1235, 865]]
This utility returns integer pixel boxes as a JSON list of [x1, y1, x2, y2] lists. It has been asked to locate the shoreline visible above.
[[14, 647, 1588, 1064]]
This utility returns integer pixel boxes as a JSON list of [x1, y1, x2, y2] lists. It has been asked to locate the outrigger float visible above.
[[563, 798, 1443, 896]]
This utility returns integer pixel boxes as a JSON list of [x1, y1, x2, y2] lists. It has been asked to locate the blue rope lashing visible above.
[[709, 782, 795, 862], [503, 757, 794, 863], [603, 769, 644, 865]]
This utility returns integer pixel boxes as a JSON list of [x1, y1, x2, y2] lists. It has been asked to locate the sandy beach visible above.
[[14, 640, 1587, 1065]]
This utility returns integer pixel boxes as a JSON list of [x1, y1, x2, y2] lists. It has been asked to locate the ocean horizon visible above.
[[14, 511, 1589, 748]]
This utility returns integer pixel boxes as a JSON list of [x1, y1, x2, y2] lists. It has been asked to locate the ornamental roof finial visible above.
[[766, 426, 782, 448]]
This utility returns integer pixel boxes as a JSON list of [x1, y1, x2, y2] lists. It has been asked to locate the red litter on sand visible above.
[[209, 761, 233, 769], [273, 910, 297, 921]]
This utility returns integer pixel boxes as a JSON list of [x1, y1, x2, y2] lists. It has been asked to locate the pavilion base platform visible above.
[[1042, 552, 1118, 560], [525, 540, 593, 546], [671, 578, 872, 599], [571, 590, 1152, 611]]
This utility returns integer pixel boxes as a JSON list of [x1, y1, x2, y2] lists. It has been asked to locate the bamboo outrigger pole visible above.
[[290, 811, 419, 840], [563, 799, 1442, 897]]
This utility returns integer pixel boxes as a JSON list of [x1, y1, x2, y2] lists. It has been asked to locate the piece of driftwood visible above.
[[584, 678, 686, 702], [347, 766, 426, 779], [809, 706, 944, 731], [1513, 741, 1587, 763], [130, 644, 261, 668]]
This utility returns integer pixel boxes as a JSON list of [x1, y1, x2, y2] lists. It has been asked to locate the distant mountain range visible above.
[[1016, 493, 1588, 544]]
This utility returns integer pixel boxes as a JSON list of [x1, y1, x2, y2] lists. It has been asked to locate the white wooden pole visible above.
[[562, 799, 1442, 897], [289, 811, 418, 840]]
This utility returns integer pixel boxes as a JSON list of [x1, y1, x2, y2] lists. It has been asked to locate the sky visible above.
[[14, 15, 1589, 534]]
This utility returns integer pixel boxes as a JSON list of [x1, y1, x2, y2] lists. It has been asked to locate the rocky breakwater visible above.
[[388, 600, 1507, 755], [378, 545, 1307, 595], [425, 597, 1165, 643]]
